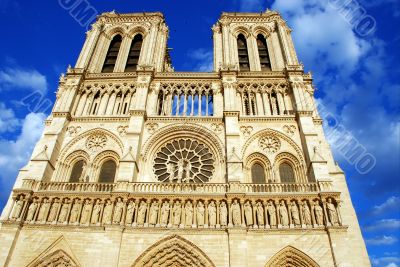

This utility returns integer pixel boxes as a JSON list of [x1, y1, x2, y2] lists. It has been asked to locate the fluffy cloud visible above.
[[366, 235, 398, 245], [0, 112, 45, 205], [0, 102, 20, 133], [187, 48, 214, 72], [364, 219, 400, 232], [0, 67, 48, 93], [371, 256, 400, 267], [371, 197, 400, 216]]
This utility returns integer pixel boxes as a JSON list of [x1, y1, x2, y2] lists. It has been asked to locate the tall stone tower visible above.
[[0, 10, 370, 267]]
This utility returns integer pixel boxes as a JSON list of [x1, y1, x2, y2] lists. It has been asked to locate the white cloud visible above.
[[0, 102, 20, 133], [187, 48, 213, 72], [372, 197, 400, 216], [371, 256, 400, 267], [366, 235, 398, 245], [0, 67, 48, 93], [364, 219, 400, 232], [387, 263, 399, 267], [0, 112, 45, 191]]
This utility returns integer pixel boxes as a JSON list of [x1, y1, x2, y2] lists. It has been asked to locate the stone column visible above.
[[132, 199, 139, 227], [228, 200, 233, 227], [144, 200, 150, 227], [263, 201, 269, 229]]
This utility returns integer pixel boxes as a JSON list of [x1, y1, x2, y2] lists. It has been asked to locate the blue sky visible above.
[[0, 0, 399, 266]]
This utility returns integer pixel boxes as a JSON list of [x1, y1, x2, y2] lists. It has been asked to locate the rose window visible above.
[[86, 133, 107, 153], [154, 139, 215, 183]]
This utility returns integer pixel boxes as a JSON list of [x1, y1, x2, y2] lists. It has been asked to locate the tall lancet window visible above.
[[98, 160, 117, 183], [102, 35, 122, 73], [125, 34, 143, 72], [257, 34, 271, 71], [237, 34, 250, 71], [279, 163, 295, 183]]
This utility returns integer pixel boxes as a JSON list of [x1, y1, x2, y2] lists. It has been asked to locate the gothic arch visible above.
[[232, 26, 251, 38], [265, 246, 320, 267], [274, 152, 307, 183], [29, 249, 80, 267], [131, 235, 216, 267], [245, 152, 272, 183], [127, 26, 148, 38], [103, 25, 128, 39]]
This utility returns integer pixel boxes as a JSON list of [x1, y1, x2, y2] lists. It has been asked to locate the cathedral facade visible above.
[[0, 11, 370, 267]]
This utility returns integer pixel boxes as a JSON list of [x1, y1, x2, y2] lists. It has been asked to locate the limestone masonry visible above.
[[0, 10, 370, 267]]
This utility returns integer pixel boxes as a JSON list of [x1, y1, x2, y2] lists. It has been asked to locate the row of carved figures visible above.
[[7, 195, 342, 229]]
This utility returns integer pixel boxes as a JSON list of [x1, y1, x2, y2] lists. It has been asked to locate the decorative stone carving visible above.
[[256, 202, 264, 226], [197, 201, 205, 226], [146, 122, 159, 134], [185, 201, 193, 227], [26, 200, 38, 222], [173, 201, 182, 226], [327, 198, 339, 225], [279, 200, 289, 227], [220, 202, 228, 226], [149, 201, 159, 225], [48, 199, 61, 223], [208, 201, 217, 227], [125, 200, 135, 225], [67, 126, 81, 137], [137, 201, 147, 226], [290, 201, 300, 226], [314, 201, 324, 226], [85, 133, 107, 153], [58, 199, 70, 224], [117, 125, 128, 137], [240, 126, 253, 137], [283, 125, 296, 136], [302, 201, 312, 226], [103, 200, 113, 224], [78, 162, 88, 183], [160, 201, 170, 226], [259, 135, 281, 153], [11, 196, 24, 220], [113, 198, 124, 224], [69, 200, 81, 224], [91, 200, 102, 224], [244, 201, 253, 226], [211, 123, 223, 134], [80, 199, 92, 224], [232, 200, 241, 226], [37, 199, 50, 223], [267, 201, 277, 227]]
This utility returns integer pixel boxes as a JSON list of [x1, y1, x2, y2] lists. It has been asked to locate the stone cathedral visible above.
[[0, 10, 370, 267]]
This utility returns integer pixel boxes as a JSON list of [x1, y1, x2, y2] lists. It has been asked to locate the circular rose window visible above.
[[153, 139, 215, 183]]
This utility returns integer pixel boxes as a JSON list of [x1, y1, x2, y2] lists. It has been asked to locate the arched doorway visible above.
[[265, 246, 320, 267]]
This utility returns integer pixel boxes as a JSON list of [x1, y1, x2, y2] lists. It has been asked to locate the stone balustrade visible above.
[[19, 180, 332, 194]]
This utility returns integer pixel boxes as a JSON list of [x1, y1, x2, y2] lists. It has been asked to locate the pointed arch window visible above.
[[102, 35, 122, 73], [237, 34, 250, 71], [279, 163, 295, 183], [69, 160, 85, 183], [251, 163, 266, 183], [125, 34, 143, 72], [257, 34, 271, 71], [98, 160, 117, 183]]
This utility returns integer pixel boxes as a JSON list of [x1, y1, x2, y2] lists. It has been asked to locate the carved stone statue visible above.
[[113, 198, 124, 224], [69, 200, 82, 224], [160, 202, 170, 226], [196, 202, 205, 226], [26, 200, 38, 222], [37, 199, 50, 222], [185, 201, 193, 226], [208, 201, 217, 227], [177, 159, 185, 183], [279, 201, 289, 226], [167, 163, 175, 182], [256, 202, 264, 226], [173, 201, 181, 226], [267, 201, 277, 227], [91, 200, 102, 224], [78, 162, 87, 183], [149, 201, 159, 225], [81, 199, 92, 224], [103, 200, 113, 224], [137, 201, 147, 226], [125, 201, 135, 225], [183, 161, 192, 183], [48, 199, 61, 223], [290, 202, 300, 226], [314, 201, 324, 225], [232, 200, 241, 226], [220, 202, 228, 226], [58, 200, 70, 223], [244, 201, 253, 226], [302, 201, 312, 226], [11, 196, 24, 220], [327, 198, 339, 225]]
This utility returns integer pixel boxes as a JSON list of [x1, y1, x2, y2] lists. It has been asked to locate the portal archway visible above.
[[265, 246, 320, 267], [132, 235, 216, 267]]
